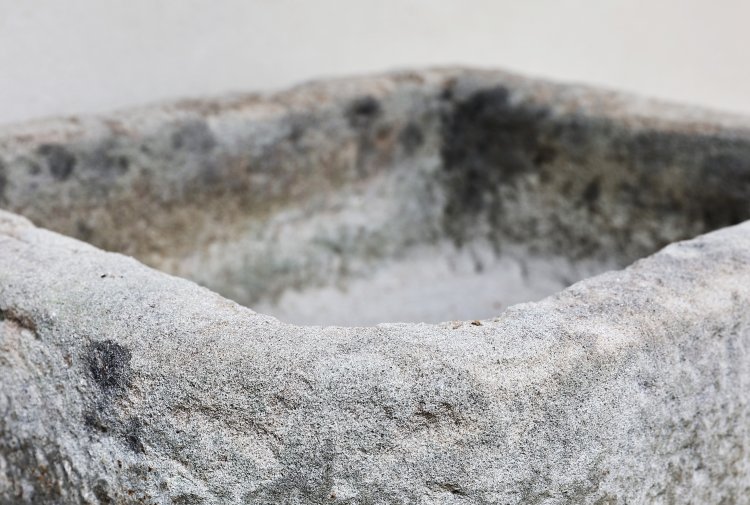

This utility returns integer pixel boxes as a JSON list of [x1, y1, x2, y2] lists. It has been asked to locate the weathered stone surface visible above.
[[2, 68, 750, 503], [1, 68, 750, 324], [2, 210, 750, 503]]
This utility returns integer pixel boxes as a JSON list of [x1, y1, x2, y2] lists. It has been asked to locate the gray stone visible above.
[[1, 68, 750, 324], [1, 68, 750, 503]]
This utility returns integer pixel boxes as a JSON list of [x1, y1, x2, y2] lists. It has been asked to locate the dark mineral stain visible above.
[[83, 409, 109, 433], [701, 151, 750, 200], [615, 129, 703, 169], [613, 130, 750, 230], [442, 85, 547, 179], [109, 154, 130, 174], [399, 122, 424, 154], [532, 144, 557, 165], [82, 376, 125, 441], [427, 481, 467, 496], [172, 492, 205, 505], [86, 340, 132, 393], [440, 85, 549, 242], [346, 95, 388, 176], [124, 417, 145, 454], [92, 479, 112, 504], [84, 408, 148, 457], [439, 78, 457, 102], [89, 144, 131, 176], [37, 144, 77, 180], [171, 120, 217, 152], [699, 196, 745, 229], [286, 115, 311, 144], [439, 80, 750, 259], [347, 96, 381, 129]]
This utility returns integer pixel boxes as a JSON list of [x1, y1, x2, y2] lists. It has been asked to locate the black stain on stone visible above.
[[89, 144, 131, 176], [346, 96, 381, 129], [427, 481, 467, 496], [92, 479, 112, 504], [109, 154, 130, 174], [86, 340, 132, 393], [435, 80, 750, 264], [532, 144, 557, 165], [440, 80, 750, 252], [612, 130, 750, 230], [82, 343, 149, 456], [83, 408, 110, 433], [345, 96, 388, 176], [399, 122, 424, 154], [288, 123, 305, 144], [37, 144, 77, 180], [440, 85, 549, 243], [124, 417, 145, 454], [84, 408, 149, 456], [697, 150, 750, 228], [615, 129, 700, 170], [701, 151, 750, 200], [173, 493, 206, 504], [286, 115, 311, 145], [439, 78, 457, 102], [171, 120, 217, 152]]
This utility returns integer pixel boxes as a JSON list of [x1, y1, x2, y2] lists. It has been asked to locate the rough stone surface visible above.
[[2, 68, 750, 503], [2, 211, 750, 503], [1, 68, 750, 324]]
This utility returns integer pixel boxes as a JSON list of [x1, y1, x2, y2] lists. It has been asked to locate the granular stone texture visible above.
[[1, 68, 750, 503], [1, 211, 750, 503]]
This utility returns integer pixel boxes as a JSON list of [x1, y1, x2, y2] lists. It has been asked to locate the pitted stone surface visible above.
[[1, 212, 750, 503], [2, 69, 750, 503]]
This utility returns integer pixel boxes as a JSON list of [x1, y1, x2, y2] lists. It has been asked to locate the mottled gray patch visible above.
[[398, 122, 424, 154], [171, 120, 217, 152], [37, 144, 76, 180]]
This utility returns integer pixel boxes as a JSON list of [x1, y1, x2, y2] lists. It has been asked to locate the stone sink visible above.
[[1, 68, 750, 503]]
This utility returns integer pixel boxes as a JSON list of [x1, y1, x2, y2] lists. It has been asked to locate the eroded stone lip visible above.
[[2, 201, 750, 503], [2, 68, 750, 503], [1, 67, 750, 325]]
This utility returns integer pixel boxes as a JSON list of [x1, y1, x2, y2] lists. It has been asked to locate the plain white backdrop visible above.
[[1, 0, 749, 125]]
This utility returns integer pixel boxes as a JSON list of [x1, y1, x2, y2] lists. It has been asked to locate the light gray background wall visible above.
[[1, 0, 748, 125]]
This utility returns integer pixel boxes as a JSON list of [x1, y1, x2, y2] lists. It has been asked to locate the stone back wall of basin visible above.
[[1, 68, 749, 308]]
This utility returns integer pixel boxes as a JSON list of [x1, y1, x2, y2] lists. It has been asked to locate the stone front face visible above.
[[2, 211, 750, 504], [1, 69, 750, 503]]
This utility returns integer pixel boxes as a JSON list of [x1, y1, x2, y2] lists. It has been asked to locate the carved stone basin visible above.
[[1, 69, 749, 503]]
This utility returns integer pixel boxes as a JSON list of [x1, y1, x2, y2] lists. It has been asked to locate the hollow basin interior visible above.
[[4, 72, 749, 326], [252, 243, 615, 326]]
